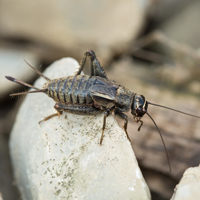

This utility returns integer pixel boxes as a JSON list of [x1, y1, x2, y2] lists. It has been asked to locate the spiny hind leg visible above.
[[40, 103, 101, 123], [75, 50, 107, 79], [53, 103, 102, 115]]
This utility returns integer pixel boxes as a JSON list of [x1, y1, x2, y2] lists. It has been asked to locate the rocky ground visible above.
[[0, 0, 200, 199]]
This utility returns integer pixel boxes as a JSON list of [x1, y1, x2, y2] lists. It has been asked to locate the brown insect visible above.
[[6, 50, 200, 171]]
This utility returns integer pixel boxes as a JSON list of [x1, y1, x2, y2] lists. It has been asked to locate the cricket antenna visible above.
[[146, 112, 171, 172], [5, 76, 47, 96], [148, 102, 200, 118]]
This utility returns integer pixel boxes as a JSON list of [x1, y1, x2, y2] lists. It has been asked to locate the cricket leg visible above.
[[114, 109, 131, 142], [134, 118, 143, 131], [100, 108, 111, 145], [76, 50, 107, 79], [39, 104, 63, 124]]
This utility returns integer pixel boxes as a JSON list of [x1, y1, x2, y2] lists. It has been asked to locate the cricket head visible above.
[[131, 94, 148, 121]]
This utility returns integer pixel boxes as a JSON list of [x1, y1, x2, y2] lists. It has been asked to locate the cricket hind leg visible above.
[[53, 103, 102, 115], [40, 103, 102, 123], [75, 50, 108, 79]]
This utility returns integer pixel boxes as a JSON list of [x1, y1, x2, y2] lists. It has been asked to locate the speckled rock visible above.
[[171, 166, 200, 200], [9, 57, 151, 200]]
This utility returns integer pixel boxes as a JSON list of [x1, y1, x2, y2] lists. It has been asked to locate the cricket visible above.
[[5, 50, 200, 171]]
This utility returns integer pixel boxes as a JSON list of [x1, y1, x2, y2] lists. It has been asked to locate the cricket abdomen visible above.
[[46, 75, 98, 105]]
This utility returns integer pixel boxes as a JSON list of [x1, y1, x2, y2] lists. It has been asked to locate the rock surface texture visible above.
[[9, 58, 151, 200], [171, 166, 200, 200]]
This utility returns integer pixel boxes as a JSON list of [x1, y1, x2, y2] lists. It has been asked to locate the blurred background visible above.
[[0, 0, 200, 199]]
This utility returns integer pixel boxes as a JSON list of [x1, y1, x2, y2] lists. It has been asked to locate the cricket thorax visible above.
[[114, 86, 134, 112]]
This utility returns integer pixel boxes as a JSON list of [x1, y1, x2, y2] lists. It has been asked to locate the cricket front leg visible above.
[[134, 117, 143, 131]]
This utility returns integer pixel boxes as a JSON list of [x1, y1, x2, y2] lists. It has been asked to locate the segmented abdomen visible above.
[[46, 75, 97, 105]]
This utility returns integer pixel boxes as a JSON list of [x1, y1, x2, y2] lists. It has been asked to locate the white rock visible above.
[[9, 57, 151, 200], [171, 166, 200, 200], [0, 192, 3, 200]]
